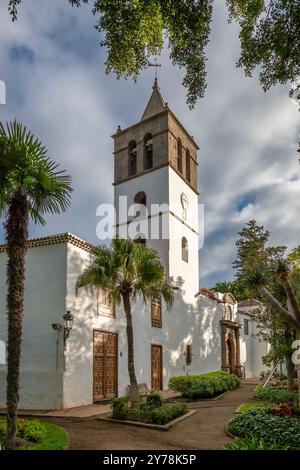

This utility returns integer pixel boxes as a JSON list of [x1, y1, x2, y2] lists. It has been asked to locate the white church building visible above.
[[0, 82, 267, 410]]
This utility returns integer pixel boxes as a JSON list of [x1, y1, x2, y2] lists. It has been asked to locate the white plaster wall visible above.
[[0, 245, 67, 410], [238, 310, 268, 378]]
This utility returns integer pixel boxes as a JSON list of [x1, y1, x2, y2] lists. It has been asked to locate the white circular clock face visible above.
[[181, 193, 189, 210]]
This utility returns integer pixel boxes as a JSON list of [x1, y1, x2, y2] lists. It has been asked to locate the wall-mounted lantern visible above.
[[63, 311, 74, 344]]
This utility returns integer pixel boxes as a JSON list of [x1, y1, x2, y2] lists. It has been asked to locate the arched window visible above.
[[134, 191, 146, 207], [128, 140, 137, 176], [144, 133, 153, 170], [177, 138, 183, 173], [181, 237, 188, 263], [186, 149, 191, 182]]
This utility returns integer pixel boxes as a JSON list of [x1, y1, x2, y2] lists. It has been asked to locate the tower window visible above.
[[177, 138, 183, 173], [144, 133, 153, 170], [186, 343, 192, 365], [134, 191, 147, 207], [151, 295, 162, 327], [128, 140, 137, 176], [186, 149, 191, 182], [181, 237, 188, 263]]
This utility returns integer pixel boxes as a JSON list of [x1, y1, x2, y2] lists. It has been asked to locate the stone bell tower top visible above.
[[140, 78, 166, 121], [112, 79, 199, 193]]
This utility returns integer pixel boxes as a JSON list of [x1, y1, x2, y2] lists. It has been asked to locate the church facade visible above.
[[0, 82, 266, 410]]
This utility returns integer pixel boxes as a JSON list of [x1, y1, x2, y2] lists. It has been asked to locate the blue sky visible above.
[[0, 0, 299, 287]]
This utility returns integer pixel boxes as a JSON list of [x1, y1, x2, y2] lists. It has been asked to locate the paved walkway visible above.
[[42, 382, 258, 450]]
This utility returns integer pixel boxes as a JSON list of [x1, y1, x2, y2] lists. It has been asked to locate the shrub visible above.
[[22, 420, 47, 442], [0, 419, 48, 446], [169, 371, 240, 399], [227, 409, 300, 449], [149, 403, 187, 425], [146, 391, 163, 408], [111, 400, 187, 425], [253, 384, 298, 406], [224, 436, 290, 450], [112, 397, 129, 419]]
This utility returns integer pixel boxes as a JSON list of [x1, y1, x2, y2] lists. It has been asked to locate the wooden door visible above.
[[151, 344, 163, 390], [93, 330, 118, 401]]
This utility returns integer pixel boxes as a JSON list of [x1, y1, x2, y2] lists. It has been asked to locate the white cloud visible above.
[[0, 0, 299, 286]]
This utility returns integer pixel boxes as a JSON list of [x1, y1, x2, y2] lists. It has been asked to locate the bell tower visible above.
[[112, 80, 199, 302]]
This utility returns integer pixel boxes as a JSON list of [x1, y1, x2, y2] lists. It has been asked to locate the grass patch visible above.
[[0, 417, 69, 450], [26, 422, 69, 451], [237, 402, 274, 413]]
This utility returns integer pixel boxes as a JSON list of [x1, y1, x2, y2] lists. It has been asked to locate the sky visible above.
[[0, 0, 299, 287]]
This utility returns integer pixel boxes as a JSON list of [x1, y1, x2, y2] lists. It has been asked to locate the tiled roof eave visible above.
[[0, 233, 94, 254]]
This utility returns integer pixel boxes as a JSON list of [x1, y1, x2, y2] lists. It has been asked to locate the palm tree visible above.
[[0, 121, 72, 449], [76, 237, 174, 405]]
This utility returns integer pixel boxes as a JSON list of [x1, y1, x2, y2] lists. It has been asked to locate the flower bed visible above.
[[227, 409, 300, 450], [112, 393, 187, 425], [169, 371, 240, 399]]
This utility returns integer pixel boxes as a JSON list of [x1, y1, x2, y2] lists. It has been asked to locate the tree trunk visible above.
[[257, 285, 300, 330], [285, 354, 295, 391], [122, 290, 140, 406], [5, 192, 29, 449]]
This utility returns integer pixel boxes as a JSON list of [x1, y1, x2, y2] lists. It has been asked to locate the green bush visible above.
[[149, 403, 187, 425], [254, 384, 298, 406], [169, 371, 240, 399], [146, 391, 163, 408], [224, 436, 290, 450], [22, 420, 47, 443], [111, 399, 187, 425], [112, 397, 129, 419], [227, 409, 300, 449]]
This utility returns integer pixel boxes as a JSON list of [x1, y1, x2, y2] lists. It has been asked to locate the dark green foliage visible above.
[[227, 409, 300, 448], [8, 1, 300, 107], [112, 397, 129, 419], [111, 397, 187, 425], [224, 436, 290, 450], [169, 371, 240, 398], [18, 420, 47, 442], [147, 403, 187, 425], [146, 391, 163, 408], [254, 384, 298, 406]]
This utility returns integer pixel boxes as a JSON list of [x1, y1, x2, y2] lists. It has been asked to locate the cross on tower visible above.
[[148, 59, 162, 80]]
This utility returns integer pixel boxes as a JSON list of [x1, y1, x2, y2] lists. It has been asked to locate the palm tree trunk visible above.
[[5, 191, 29, 449], [122, 290, 140, 406]]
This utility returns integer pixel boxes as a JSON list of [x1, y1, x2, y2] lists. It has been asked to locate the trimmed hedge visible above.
[[227, 409, 300, 449], [169, 371, 240, 399], [254, 384, 298, 407], [112, 395, 187, 425]]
